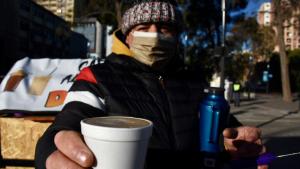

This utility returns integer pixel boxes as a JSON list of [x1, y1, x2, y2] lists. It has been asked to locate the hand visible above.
[[46, 130, 95, 169], [223, 126, 268, 169]]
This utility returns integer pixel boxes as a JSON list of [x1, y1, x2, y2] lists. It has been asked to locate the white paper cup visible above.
[[81, 116, 153, 169]]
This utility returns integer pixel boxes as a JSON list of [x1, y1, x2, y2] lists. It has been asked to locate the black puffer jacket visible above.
[[35, 30, 240, 169]]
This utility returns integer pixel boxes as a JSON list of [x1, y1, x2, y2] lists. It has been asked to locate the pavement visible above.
[[229, 92, 300, 169]]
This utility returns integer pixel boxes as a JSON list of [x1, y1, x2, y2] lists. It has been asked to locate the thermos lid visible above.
[[204, 87, 225, 95]]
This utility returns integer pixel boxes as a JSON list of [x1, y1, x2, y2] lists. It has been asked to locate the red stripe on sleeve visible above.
[[76, 67, 97, 84]]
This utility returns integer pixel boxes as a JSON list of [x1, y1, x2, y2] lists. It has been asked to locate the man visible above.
[[35, 0, 267, 168], [233, 81, 241, 107]]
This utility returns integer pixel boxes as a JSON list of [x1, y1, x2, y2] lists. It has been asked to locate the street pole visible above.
[[219, 0, 226, 88]]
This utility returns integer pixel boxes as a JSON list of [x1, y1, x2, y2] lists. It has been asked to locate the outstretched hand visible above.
[[223, 126, 268, 169], [46, 130, 95, 169]]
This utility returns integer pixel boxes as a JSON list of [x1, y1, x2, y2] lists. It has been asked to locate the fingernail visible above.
[[77, 150, 94, 167], [78, 150, 89, 162]]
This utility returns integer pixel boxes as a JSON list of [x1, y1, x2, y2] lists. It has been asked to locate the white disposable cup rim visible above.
[[81, 116, 153, 142]]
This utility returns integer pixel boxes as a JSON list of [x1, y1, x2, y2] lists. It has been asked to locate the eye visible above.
[[160, 26, 176, 36], [135, 25, 151, 32]]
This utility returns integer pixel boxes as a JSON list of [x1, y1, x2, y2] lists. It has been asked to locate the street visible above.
[[230, 93, 300, 169]]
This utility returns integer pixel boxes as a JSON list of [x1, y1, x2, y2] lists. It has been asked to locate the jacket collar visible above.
[[109, 30, 155, 73], [111, 30, 133, 57]]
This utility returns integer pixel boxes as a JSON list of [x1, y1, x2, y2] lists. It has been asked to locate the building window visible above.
[[56, 9, 63, 14], [286, 38, 291, 43]]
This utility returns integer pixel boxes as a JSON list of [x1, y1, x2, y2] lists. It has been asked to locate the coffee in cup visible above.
[[81, 116, 153, 169]]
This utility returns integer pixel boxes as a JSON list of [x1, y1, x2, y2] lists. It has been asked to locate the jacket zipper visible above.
[[157, 75, 177, 149], [158, 75, 165, 89]]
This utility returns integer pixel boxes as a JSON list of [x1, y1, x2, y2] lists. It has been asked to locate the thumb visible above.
[[258, 165, 269, 169], [223, 128, 238, 139], [54, 130, 95, 167]]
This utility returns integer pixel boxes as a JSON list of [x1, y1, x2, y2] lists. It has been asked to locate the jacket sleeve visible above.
[[35, 67, 107, 169], [228, 114, 243, 127]]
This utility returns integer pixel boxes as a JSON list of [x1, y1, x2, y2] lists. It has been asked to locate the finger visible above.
[[46, 150, 86, 169], [234, 142, 264, 157], [227, 126, 262, 142], [54, 130, 94, 167], [260, 145, 267, 155], [224, 138, 266, 159], [224, 137, 236, 151], [240, 126, 262, 142], [223, 128, 238, 139], [258, 164, 269, 169]]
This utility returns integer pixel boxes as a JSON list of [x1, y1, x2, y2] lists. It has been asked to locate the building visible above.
[[0, 0, 18, 75], [257, 2, 272, 26], [0, 0, 88, 75], [105, 25, 113, 56], [283, 16, 300, 50], [257, 2, 300, 50], [73, 18, 112, 59], [33, 0, 113, 58], [33, 0, 87, 24]]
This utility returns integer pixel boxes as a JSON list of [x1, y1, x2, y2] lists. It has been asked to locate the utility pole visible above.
[[219, 0, 226, 88]]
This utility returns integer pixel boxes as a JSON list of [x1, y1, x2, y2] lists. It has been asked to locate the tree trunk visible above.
[[276, 15, 293, 102], [114, 0, 122, 28]]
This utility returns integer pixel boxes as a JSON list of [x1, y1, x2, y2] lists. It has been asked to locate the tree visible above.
[[228, 17, 259, 51], [225, 52, 251, 82], [178, 0, 249, 82], [253, 26, 275, 59], [288, 49, 300, 92], [230, 18, 275, 51], [82, 0, 124, 31], [228, 15, 276, 57], [270, 0, 300, 102]]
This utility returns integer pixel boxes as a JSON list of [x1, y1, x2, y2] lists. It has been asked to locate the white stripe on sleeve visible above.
[[64, 91, 105, 110]]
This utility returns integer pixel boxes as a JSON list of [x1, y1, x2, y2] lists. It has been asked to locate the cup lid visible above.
[[83, 116, 151, 128], [81, 116, 153, 141]]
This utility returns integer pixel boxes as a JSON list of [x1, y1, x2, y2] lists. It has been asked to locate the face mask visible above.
[[129, 31, 176, 67]]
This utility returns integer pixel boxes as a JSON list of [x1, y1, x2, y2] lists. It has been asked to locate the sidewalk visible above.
[[231, 92, 298, 113], [229, 93, 300, 169], [230, 92, 300, 136]]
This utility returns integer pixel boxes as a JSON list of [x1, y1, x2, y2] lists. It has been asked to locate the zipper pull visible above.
[[158, 75, 165, 89]]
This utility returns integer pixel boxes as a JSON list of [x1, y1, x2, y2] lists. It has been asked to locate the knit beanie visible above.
[[121, 0, 182, 35]]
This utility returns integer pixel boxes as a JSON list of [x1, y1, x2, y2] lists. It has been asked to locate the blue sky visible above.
[[228, 0, 271, 51], [245, 0, 270, 16], [231, 0, 270, 17]]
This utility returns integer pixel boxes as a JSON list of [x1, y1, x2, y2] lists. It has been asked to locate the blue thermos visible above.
[[199, 87, 230, 168]]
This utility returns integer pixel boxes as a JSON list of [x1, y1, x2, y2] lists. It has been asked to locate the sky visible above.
[[230, 0, 270, 17], [228, 0, 271, 52], [243, 0, 270, 17]]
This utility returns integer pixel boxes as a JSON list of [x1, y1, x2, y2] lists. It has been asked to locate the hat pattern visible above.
[[121, 1, 179, 34]]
